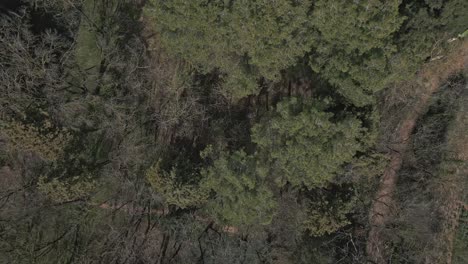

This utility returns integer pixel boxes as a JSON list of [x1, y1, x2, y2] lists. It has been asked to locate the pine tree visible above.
[[252, 98, 364, 189], [146, 0, 314, 98], [200, 147, 277, 226], [309, 0, 403, 106]]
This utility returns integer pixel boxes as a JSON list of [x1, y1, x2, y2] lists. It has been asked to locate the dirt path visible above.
[[366, 40, 468, 264]]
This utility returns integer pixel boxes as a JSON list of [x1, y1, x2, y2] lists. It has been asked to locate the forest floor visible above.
[[433, 88, 468, 264], [367, 39, 468, 264]]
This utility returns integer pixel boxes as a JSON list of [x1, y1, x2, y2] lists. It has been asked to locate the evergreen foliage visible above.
[[309, 0, 403, 106], [146, 0, 314, 98], [252, 98, 364, 189], [302, 189, 357, 236], [0, 0, 466, 262], [200, 147, 277, 226]]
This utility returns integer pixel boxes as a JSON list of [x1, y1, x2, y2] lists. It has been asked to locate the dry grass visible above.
[[429, 85, 468, 264]]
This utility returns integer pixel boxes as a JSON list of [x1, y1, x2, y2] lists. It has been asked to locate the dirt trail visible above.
[[366, 40, 468, 264]]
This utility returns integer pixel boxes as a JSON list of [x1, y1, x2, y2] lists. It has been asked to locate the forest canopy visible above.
[[0, 0, 467, 263]]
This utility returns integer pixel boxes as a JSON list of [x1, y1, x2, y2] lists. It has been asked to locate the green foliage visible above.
[[460, 29, 468, 39], [391, 4, 443, 80], [350, 152, 389, 182], [252, 98, 364, 189], [0, 119, 71, 161], [303, 190, 357, 236], [309, 0, 403, 106], [3, 0, 467, 262], [147, 0, 466, 107], [146, 0, 314, 98], [37, 175, 96, 203], [439, 1, 468, 36], [200, 147, 277, 226], [146, 160, 209, 209], [390, 0, 468, 81]]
